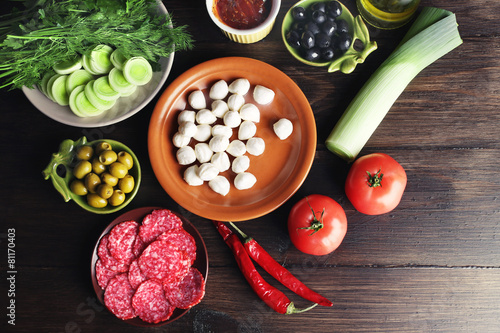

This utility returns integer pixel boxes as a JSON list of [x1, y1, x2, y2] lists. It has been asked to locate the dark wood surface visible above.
[[1, 0, 499, 332]]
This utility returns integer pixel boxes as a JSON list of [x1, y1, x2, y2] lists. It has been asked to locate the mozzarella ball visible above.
[[209, 79, 229, 100], [239, 103, 260, 123], [226, 140, 246, 157], [194, 143, 213, 163], [196, 109, 217, 125], [253, 85, 275, 105], [211, 151, 231, 172], [197, 162, 219, 181], [193, 124, 212, 142], [208, 175, 230, 196], [246, 137, 265, 156], [184, 165, 203, 186], [228, 78, 250, 95], [212, 124, 233, 138], [212, 100, 229, 118], [177, 110, 196, 124], [172, 132, 191, 148], [209, 135, 230, 152], [188, 90, 206, 110], [273, 118, 293, 140], [227, 93, 245, 111], [234, 172, 257, 190], [238, 120, 257, 140], [176, 146, 196, 165], [223, 110, 242, 128], [232, 155, 250, 174], [179, 121, 197, 138]]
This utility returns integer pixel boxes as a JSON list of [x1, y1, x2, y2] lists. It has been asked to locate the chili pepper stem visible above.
[[229, 221, 250, 240], [286, 302, 319, 315]]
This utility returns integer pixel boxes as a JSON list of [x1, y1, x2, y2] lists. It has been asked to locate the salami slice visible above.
[[95, 259, 119, 290], [157, 228, 197, 265], [139, 209, 183, 244], [128, 260, 146, 290], [132, 279, 175, 323], [138, 240, 191, 284], [104, 273, 136, 320], [164, 267, 206, 309], [97, 235, 129, 272], [108, 220, 140, 265]]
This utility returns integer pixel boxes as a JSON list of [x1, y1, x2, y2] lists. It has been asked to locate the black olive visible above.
[[303, 47, 321, 62], [292, 21, 306, 32], [304, 21, 320, 35], [292, 6, 307, 21], [310, 2, 327, 13], [326, 1, 342, 19], [286, 30, 301, 49], [335, 32, 352, 52], [311, 10, 327, 25], [321, 20, 337, 36], [300, 30, 315, 50], [315, 33, 331, 49], [336, 18, 349, 34], [321, 47, 335, 61]]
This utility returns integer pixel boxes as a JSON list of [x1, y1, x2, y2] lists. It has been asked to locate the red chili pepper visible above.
[[228, 222, 333, 307], [213, 221, 317, 315]]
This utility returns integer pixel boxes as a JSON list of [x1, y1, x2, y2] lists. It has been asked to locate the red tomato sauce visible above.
[[214, 0, 272, 30]]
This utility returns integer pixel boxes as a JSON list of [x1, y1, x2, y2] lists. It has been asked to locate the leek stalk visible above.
[[325, 7, 463, 162]]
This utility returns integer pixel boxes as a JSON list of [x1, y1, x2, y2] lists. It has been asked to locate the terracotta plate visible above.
[[148, 57, 316, 221], [90, 207, 209, 326]]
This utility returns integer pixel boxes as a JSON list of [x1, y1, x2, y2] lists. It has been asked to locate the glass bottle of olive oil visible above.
[[356, 0, 420, 29]]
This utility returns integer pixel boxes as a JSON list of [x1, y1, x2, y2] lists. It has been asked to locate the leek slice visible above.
[[66, 69, 94, 94], [122, 57, 153, 86], [50, 74, 70, 106], [45, 74, 64, 102], [108, 67, 137, 95], [84, 80, 116, 111], [74, 90, 103, 117], [110, 49, 128, 71], [53, 56, 83, 75], [325, 7, 463, 161], [93, 76, 120, 101], [69, 85, 87, 117], [82, 54, 100, 76], [88, 45, 114, 75]]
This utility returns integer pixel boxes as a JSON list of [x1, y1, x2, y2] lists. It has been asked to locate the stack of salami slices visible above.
[[95, 209, 206, 324]]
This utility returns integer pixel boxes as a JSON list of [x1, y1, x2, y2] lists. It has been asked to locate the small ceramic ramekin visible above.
[[206, 0, 281, 44]]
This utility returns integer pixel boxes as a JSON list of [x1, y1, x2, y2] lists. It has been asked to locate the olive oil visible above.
[[356, 0, 420, 29]]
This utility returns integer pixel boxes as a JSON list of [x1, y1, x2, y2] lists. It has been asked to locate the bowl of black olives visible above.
[[43, 136, 141, 214], [282, 0, 378, 73]]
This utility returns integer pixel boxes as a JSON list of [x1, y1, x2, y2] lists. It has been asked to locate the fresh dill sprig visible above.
[[0, 0, 194, 90]]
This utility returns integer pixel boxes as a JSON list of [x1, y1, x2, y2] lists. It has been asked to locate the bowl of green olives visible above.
[[282, 0, 378, 74], [43, 136, 141, 214]]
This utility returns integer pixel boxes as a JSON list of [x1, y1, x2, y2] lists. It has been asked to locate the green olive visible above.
[[109, 162, 128, 179], [84, 172, 101, 193], [76, 145, 94, 161], [101, 172, 119, 187], [95, 141, 112, 155], [118, 174, 135, 194], [109, 189, 125, 206], [117, 151, 134, 170], [73, 160, 92, 179], [70, 180, 88, 196], [87, 193, 107, 208], [96, 184, 114, 199], [92, 158, 106, 175], [99, 150, 117, 165]]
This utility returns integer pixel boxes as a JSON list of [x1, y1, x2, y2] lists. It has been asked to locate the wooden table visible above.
[[1, 0, 499, 332]]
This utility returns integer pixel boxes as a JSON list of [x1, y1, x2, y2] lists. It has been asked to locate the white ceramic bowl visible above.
[[206, 0, 281, 44], [22, 2, 174, 128]]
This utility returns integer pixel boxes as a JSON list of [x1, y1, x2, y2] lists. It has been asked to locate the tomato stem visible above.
[[366, 169, 383, 188], [297, 197, 324, 236]]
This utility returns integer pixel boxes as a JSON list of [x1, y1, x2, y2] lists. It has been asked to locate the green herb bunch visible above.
[[0, 0, 193, 89]]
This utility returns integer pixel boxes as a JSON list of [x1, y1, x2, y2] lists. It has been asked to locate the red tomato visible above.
[[345, 153, 407, 215], [288, 194, 347, 256]]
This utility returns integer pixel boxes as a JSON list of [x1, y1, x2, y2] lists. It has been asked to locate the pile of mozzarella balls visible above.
[[173, 78, 294, 196]]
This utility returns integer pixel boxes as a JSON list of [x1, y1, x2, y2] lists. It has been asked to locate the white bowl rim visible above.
[[206, 0, 281, 36]]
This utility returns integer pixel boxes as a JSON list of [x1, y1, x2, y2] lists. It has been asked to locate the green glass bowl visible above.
[[281, 0, 378, 73], [42, 136, 141, 214]]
